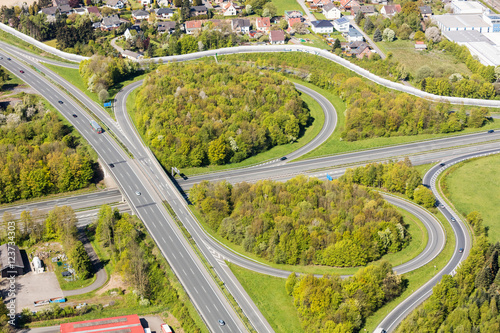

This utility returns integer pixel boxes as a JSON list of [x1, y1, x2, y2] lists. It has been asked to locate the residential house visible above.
[[87, 7, 101, 18], [223, 2, 238, 16], [419, 6, 433, 19], [40, 6, 58, 18], [311, 20, 334, 34], [232, 18, 251, 33], [381, 4, 402, 17], [122, 50, 143, 60], [347, 26, 364, 42], [105, 0, 125, 10], [334, 17, 350, 32], [155, 8, 174, 19], [158, 21, 177, 34], [371, 0, 387, 4], [124, 28, 138, 40], [323, 3, 341, 20], [158, 0, 170, 6], [287, 17, 302, 32], [340, 0, 360, 10], [0, 244, 24, 277], [101, 15, 122, 30], [346, 41, 370, 58], [190, 5, 208, 17], [351, 5, 376, 16], [53, 0, 68, 5], [58, 4, 72, 15], [132, 9, 150, 21], [74, 8, 87, 15], [269, 29, 285, 44], [256, 17, 271, 33], [185, 20, 203, 34], [285, 10, 303, 20], [415, 40, 427, 50], [312, 0, 332, 9], [92, 22, 101, 29]]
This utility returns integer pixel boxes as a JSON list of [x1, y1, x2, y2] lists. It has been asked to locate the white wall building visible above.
[[451, 1, 485, 14]]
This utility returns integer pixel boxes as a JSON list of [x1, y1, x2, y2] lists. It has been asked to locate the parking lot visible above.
[[1, 271, 64, 312]]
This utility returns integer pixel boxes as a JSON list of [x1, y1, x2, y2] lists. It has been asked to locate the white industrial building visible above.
[[32, 256, 44, 274], [451, 1, 486, 14], [442, 30, 500, 66]]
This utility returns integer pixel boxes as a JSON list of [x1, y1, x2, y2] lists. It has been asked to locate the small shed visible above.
[[0, 244, 24, 277], [33, 256, 44, 274]]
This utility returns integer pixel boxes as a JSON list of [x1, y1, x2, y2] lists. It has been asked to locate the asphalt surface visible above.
[[377, 148, 500, 332], [0, 51, 246, 333]]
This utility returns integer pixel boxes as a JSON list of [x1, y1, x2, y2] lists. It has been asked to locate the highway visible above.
[[2, 33, 500, 332], [0, 52, 248, 333], [377, 148, 500, 332]]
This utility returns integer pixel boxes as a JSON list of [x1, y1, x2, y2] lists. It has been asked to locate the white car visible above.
[[135, 191, 141, 196]]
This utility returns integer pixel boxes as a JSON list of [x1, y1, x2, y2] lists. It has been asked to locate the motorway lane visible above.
[[179, 130, 500, 187], [0, 189, 122, 219], [378, 148, 500, 332], [0, 52, 246, 333]]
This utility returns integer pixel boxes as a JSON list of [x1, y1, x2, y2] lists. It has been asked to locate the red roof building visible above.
[[256, 17, 271, 32], [60, 315, 144, 333]]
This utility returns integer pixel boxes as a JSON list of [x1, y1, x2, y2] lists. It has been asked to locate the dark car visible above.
[[109, 163, 115, 168], [218, 320, 225, 326], [58, 100, 63, 104], [450, 217, 456, 222], [72, 114, 77, 118], [459, 248, 464, 253], [7, 58, 11, 60], [488, 130, 494, 133], [439, 163, 445, 167], [19, 70, 24, 73], [280, 156, 287, 161]]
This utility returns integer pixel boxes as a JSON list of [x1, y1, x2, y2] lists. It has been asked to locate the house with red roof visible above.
[[381, 4, 401, 17], [256, 17, 271, 33], [185, 20, 203, 34]]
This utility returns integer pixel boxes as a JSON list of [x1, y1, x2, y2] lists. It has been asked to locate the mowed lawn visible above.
[[228, 263, 304, 333], [445, 154, 500, 242], [271, 0, 303, 14], [376, 40, 472, 78]]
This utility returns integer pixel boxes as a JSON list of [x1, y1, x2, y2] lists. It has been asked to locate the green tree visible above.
[[208, 137, 228, 165], [69, 240, 92, 279], [332, 38, 341, 50], [413, 185, 435, 208], [373, 28, 382, 42]]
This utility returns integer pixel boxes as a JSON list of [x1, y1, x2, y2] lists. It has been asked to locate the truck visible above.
[[161, 324, 172, 333], [90, 120, 103, 134]]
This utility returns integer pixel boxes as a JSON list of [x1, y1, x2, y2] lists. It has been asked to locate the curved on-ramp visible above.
[[377, 148, 500, 332], [2, 24, 499, 108]]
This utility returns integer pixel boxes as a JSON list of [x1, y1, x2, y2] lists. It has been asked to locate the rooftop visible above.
[[443, 29, 494, 43], [60, 315, 143, 333], [335, 17, 349, 25], [0, 244, 23, 270], [434, 14, 491, 28], [312, 20, 334, 28]]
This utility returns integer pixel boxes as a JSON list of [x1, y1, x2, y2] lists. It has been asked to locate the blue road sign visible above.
[[103, 102, 112, 107], [326, 174, 333, 181]]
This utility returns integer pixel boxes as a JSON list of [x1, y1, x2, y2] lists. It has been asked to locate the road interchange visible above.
[[1, 39, 500, 332]]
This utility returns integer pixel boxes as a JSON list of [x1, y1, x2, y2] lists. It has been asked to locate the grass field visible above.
[[271, 0, 303, 15], [444, 154, 500, 243], [44, 39, 58, 48], [376, 40, 472, 79], [229, 263, 304, 333], [190, 200, 428, 276], [293, 33, 331, 49], [0, 30, 73, 63]]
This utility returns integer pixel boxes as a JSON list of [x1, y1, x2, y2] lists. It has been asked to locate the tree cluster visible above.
[[340, 158, 422, 199], [220, 53, 492, 143], [93, 205, 201, 332], [1, 206, 92, 279], [190, 176, 409, 267], [0, 94, 95, 203], [135, 63, 310, 168], [397, 238, 500, 333], [287, 261, 405, 332], [339, 77, 491, 141], [79, 55, 140, 100]]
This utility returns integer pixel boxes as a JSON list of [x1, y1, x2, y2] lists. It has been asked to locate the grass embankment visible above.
[[294, 33, 332, 49], [0, 29, 74, 63], [54, 261, 97, 291], [190, 201, 427, 276], [376, 40, 472, 79], [41, 63, 146, 118], [443, 154, 500, 243], [229, 263, 304, 333]]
